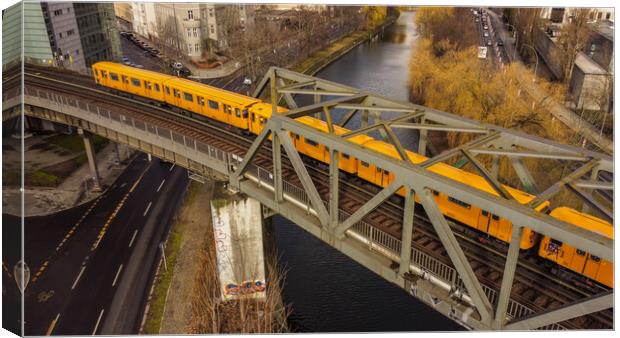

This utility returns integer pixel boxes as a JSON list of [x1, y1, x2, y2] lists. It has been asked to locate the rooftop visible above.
[[589, 20, 614, 42], [574, 52, 607, 75]]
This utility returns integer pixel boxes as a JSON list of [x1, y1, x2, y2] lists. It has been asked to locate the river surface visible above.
[[273, 11, 463, 332]]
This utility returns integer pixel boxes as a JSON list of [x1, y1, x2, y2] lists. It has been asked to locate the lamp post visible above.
[[522, 43, 539, 82]]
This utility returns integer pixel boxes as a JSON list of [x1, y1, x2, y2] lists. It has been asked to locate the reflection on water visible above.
[[274, 11, 464, 332]]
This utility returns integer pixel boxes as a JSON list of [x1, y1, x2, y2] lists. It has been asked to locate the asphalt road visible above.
[[3, 153, 188, 335]]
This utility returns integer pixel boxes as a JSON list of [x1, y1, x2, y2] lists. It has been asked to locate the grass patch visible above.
[[25, 170, 60, 187], [142, 182, 201, 334], [46, 133, 109, 153], [3, 170, 20, 186]]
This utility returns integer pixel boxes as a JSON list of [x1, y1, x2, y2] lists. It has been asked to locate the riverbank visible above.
[[293, 15, 399, 75]]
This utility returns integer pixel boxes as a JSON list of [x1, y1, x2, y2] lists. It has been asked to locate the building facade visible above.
[[113, 2, 133, 31], [153, 3, 253, 61], [40, 2, 122, 73], [2, 1, 54, 68], [131, 1, 156, 39]]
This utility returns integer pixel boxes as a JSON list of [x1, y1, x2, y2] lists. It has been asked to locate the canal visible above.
[[274, 11, 464, 332]]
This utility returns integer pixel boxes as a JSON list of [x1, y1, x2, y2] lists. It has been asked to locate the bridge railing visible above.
[[17, 85, 565, 330]]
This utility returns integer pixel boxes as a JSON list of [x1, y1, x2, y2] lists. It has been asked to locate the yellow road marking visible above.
[[46, 313, 60, 335]]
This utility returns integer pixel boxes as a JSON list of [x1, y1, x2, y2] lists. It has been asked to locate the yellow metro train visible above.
[[92, 62, 613, 288]]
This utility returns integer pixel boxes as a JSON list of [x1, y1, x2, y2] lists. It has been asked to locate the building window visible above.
[[193, 28, 198, 37], [54, 9, 62, 16], [210, 26, 215, 34], [187, 28, 191, 37], [131, 78, 141, 87], [67, 29, 74, 36], [194, 43, 199, 52], [187, 44, 193, 53], [59, 32, 63, 38], [597, 12, 602, 20], [209, 8, 213, 17], [188, 10, 193, 19], [606, 13, 611, 20]]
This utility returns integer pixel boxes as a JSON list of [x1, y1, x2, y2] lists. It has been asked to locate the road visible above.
[[2, 153, 188, 335]]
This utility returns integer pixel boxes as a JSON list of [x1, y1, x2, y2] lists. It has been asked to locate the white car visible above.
[[484, 32, 489, 37], [172, 62, 183, 70]]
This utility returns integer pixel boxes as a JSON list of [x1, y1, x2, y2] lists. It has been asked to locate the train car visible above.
[[92, 62, 172, 102], [292, 116, 374, 174], [163, 77, 259, 130], [539, 207, 613, 288], [360, 139, 545, 249]]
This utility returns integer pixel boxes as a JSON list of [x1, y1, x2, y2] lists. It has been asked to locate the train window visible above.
[[122, 75, 128, 84], [361, 161, 369, 167], [94, 69, 99, 76], [208, 100, 219, 110], [383, 170, 390, 176], [183, 92, 193, 102], [550, 238, 562, 247], [110, 72, 119, 81], [235, 108, 241, 117], [242, 109, 248, 118], [131, 78, 140, 87], [576, 249, 586, 256], [165, 86, 170, 95], [342, 153, 350, 159], [591, 255, 601, 262], [306, 138, 319, 147], [481, 210, 489, 216], [251, 113, 255, 122], [448, 197, 471, 209], [144, 81, 152, 90], [101, 70, 108, 78], [491, 214, 500, 221], [433, 190, 440, 196], [154, 83, 160, 92]]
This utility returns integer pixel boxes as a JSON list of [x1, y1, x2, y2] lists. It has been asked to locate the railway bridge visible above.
[[2, 64, 614, 331]]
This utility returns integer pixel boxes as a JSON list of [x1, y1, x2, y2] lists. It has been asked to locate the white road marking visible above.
[[112, 264, 123, 287], [92, 309, 105, 335], [156, 179, 166, 192], [71, 266, 86, 290], [120, 182, 127, 188], [169, 163, 175, 171], [46, 313, 60, 335], [128, 229, 138, 248], [143, 202, 152, 216]]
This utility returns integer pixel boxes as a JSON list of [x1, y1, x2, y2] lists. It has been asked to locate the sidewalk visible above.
[[186, 60, 242, 80], [488, 10, 613, 154], [2, 143, 134, 217]]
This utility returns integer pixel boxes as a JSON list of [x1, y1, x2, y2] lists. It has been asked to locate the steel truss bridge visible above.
[[3, 65, 614, 330]]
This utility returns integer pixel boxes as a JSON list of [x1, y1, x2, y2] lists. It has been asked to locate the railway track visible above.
[[7, 64, 612, 329]]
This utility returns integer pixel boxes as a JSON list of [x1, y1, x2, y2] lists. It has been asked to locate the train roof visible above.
[[93, 61, 174, 81], [550, 207, 613, 240], [164, 77, 260, 107], [296, 116, 375, 146]]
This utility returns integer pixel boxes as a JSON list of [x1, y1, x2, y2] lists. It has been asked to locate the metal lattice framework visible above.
[[230, 67, 613, 330]]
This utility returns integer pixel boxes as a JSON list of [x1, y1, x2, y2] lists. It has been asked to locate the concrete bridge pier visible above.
[[77, 127, 101, 191]]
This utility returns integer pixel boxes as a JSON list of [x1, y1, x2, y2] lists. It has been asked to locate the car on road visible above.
[[484, 32, 489, 37], [496, 40, 504, 46], [122, 56, 129, 62], [486, 40, 492, 46], [124, 61, 131, 66], [483, 25, 488, 30], [475, 18, 479, 22]]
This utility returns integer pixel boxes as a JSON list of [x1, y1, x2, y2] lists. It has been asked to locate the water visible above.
[[274, 12, 464, 332]]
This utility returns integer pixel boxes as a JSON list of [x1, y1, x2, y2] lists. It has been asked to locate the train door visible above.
[[144, 80, 153, 99], [487, 214, 502, 240], [196, 95, 206, 116], [121, 74, 130, 92], [478, 210, 492, 233], [172, 87, 182, 107]]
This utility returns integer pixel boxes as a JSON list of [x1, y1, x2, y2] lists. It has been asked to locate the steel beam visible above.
[[229, 122, 272, 186], [383, 123, 410, 163], [574, 180, 613, 190], [276, 130, 329, 226], [566, 183, 613, 222], [418, 118, 428, 156], [508, 156, 539, 194], [493, 226, 523, 329], [329, 149, 339, 227], [276, 78, 298, 109], [420, 132, 500, 168], [469, 147, 590, 161], [278, 88, 360, 97], [284, 94, 367, 119], [337, 108, 359, 127], [461, 149, 513, 200], [252, 67, 272, 99], [504, 291, 613, 330], [491, 155, 499, 179], [392, 123, 489, 134], [323, 106, 335, 134], [416, 187, 493, 324], [399, 188, 415, 275], [528, 160, 599, 208], [336, 104, 424, 114], [334, 180, 403, 237], [276, 79, 315, 91], [272, 131, 283, 202]]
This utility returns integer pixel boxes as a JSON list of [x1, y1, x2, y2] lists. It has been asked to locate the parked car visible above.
[[496, 40, 504, 46], [486, 40, 492, 46], [122, 56, 129, 62], [136, 65, 144, 69], [483, 25, 488, 30], [484, 32, 489, 37]]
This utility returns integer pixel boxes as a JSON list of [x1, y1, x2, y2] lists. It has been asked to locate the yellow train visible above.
[[92, 62, 613, 288]]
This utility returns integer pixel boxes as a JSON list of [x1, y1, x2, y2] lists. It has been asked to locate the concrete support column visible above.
[[399, 188, 415, 275], [78, 128, 101, 191], [418, 118, 428, 156]]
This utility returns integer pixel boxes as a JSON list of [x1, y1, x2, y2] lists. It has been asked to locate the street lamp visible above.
[[522, 43, 539, 82]]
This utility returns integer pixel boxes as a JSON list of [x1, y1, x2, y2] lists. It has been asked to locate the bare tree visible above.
[[555, 8, 592, 85], [156, 16, 184, 61]]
